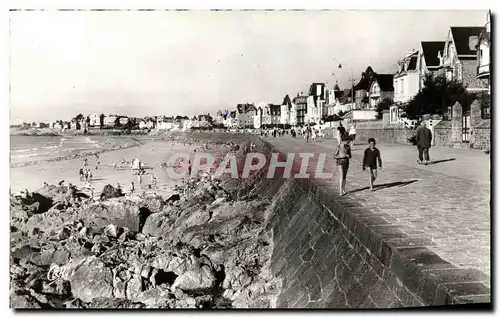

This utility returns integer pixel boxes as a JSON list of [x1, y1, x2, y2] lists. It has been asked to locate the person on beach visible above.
[[334, 133, 352, 195], [415, 121, 432, 165], [84, 169, 88, 181], [88, 170, 93, 182], [362, 138, 383, 191], [137, 173, 142, 184], [349, 124, 357, 146], [305, 125, 311, 143], [336, 125, 347, 145], [129, 182, 135, 193], [311, 128, 317, 142], [113, 162, 117, 170], [79, 168, 84, 181], [83, 158, 88, 166]]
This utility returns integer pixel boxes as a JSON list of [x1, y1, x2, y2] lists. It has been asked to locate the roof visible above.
[[293, 96, 308, 104], [354, 66, 376, 90], [245, 104, 257, 113], [282, 94, 292, 107], [237, 103, 255, 114], [450, 27, 486, 55], [407, 56, 417, 71], [338, 89, 353, 104], [269, 104, 281, 113], [308, 83, 325, 98], [333, 83, 341, 91], [421, 41, 445, 67], [374, 74, 394, 91]]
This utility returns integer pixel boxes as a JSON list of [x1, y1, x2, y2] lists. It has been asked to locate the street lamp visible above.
[[338, 63, 356, 110]]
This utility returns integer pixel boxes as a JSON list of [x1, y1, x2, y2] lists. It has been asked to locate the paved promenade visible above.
[[265, 136, 491, 279]]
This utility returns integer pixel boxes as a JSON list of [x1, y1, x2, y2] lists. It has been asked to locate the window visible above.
[[457, 64, 463, 80], [400, 79, 404, 94]]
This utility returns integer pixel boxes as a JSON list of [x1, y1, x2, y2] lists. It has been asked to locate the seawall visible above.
[[252, 140, 489, 308], [172, 132, 490, 308]]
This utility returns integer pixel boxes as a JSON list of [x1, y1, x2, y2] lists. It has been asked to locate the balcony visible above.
[[477, 64, 490, 79]]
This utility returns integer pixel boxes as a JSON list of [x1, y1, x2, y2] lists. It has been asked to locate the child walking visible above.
[[362, 138, 383, 191], [334, 134, 352, 195]]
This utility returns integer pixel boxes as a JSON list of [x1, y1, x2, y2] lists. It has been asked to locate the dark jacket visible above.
[[416, 126, 432, 148]]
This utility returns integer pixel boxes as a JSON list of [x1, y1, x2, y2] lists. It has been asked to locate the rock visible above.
[[104, 224, 117, 238], [223, 265, 253, 290], [141, 195, 165, 213], [126, 274, 142, 301], [80, 199, 141, 232], [135, 287, 172, 308], [141, 210, 176, 237], [41, 280, 71, 296], [88, 297, 145, 309], [10, 294, 41, 309], [57, 227, 71, 240], [165, 193, 180, 203], [172, 264, 217, 293], [135, 233, 146, 241], [222, 288, 235, 299], [26, 192, 54, 214], [100, 184, 123, 201], [69, 257, 114, 303]]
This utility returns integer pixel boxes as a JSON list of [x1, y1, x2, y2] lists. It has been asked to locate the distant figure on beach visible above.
[[79, 168, 84, 181], [416, 121, 432, 165], [336, 126, 346, 145], [137, 173, 142, 184], [129, 182, 135, 193], [43, 182, 48, 187], [305, 125, 311, 143], [113, 162, 117, 169], [311, 128, 317, 142], [88, 170, 93, 182], [83, 158, 88, 166], [334, 134, 352, 196], [362, 138, 383, 191], [349, 124, 357, 146]]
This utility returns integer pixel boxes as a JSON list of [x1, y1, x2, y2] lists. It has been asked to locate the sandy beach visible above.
[[10, 138, 191, 195]]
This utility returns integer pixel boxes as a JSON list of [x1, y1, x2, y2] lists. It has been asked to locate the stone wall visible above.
[[433, 121, 453, 148], [264, 177, 489, 308]]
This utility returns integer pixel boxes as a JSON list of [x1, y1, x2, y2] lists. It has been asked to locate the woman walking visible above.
[[349, 124, 357, 146], [334, 133, 352, 195]]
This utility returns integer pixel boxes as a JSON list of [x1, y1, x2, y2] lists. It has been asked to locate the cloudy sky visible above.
[[9, 10, 487, 124]]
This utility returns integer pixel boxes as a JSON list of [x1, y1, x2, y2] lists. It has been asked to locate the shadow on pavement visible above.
[[374, 179, 418, 191], [427, 158, 456, 165], [348, 180, 418, 194]]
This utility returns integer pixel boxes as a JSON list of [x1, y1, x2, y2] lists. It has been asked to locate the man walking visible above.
[[416, 121, 432, 165]]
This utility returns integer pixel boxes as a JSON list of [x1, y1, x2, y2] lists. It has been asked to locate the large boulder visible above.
[[88, 297, 145, 309], [69, 257, 114, 303], [171, 264, 217, 293], [100, 184, 123, 201], [80, 199, 141, 232], [140, 195, 165, 213]]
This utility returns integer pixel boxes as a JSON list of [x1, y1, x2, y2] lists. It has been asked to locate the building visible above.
[[89, 113, 104, 128], [476, 11, 490, 89], [417, 41, 446, 89], [261, 104, 272, 127], [393, 51, 419, 104], [354, 66, 377, 110], [156, 116, 175, 130], [437, 26, 488, 92], [52, 121, 63, 130], [254, 107, 262, 129], [236, 104, 257, 127], [118, 116, 130, 126], [70, 118, 81, 130], [280, 95, 293, 125], [307, 83, 326, 124], [197, 114, 212, 127], [335, 89, 355, 115], [269, 104, 281, 126], [104, 115, 118, 128], [368, 74, 394, 109], [293, 95, 308, 126]]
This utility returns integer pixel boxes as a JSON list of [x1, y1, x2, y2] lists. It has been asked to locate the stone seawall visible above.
[[262, 178, 490, 308], [252, 139, 490, 308]]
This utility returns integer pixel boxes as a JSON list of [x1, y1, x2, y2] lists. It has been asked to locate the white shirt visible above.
[[349, 126, 356, 135]]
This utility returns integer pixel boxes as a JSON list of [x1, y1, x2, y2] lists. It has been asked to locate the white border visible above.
[[2, 1, 498, 317]]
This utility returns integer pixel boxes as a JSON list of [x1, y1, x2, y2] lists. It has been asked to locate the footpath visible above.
[[265, 135, 490, 285]]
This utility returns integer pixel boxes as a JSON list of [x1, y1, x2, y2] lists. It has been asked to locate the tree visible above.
[[403, 74, 471, 119], [375, 98, 393, 119]]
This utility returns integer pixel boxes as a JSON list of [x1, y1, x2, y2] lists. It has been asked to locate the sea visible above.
[[9, 135, 146, 167]]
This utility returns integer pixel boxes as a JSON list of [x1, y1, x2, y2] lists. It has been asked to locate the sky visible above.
[[9, 10, 488, 124]]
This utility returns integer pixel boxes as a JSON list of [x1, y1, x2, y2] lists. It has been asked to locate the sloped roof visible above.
[[282, 94, 292, 106], [421, 41, 445, 67], [407, 56, 418, 71], [375, 74, 394, 91], [245, 104, 257, 113], [269, 104, 281, 113], [293, 96, 307, 104], [333, 83, 341, 91], [354, 66, 376, 90], [338, 89, 353, 104], [450, 27, 486, 55]]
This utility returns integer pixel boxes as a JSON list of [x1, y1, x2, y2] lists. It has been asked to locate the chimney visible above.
[[469, 36, 479, 51]]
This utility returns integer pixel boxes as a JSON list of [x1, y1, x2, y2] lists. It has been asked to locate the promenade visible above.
[[265, 135, 491, 280]]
